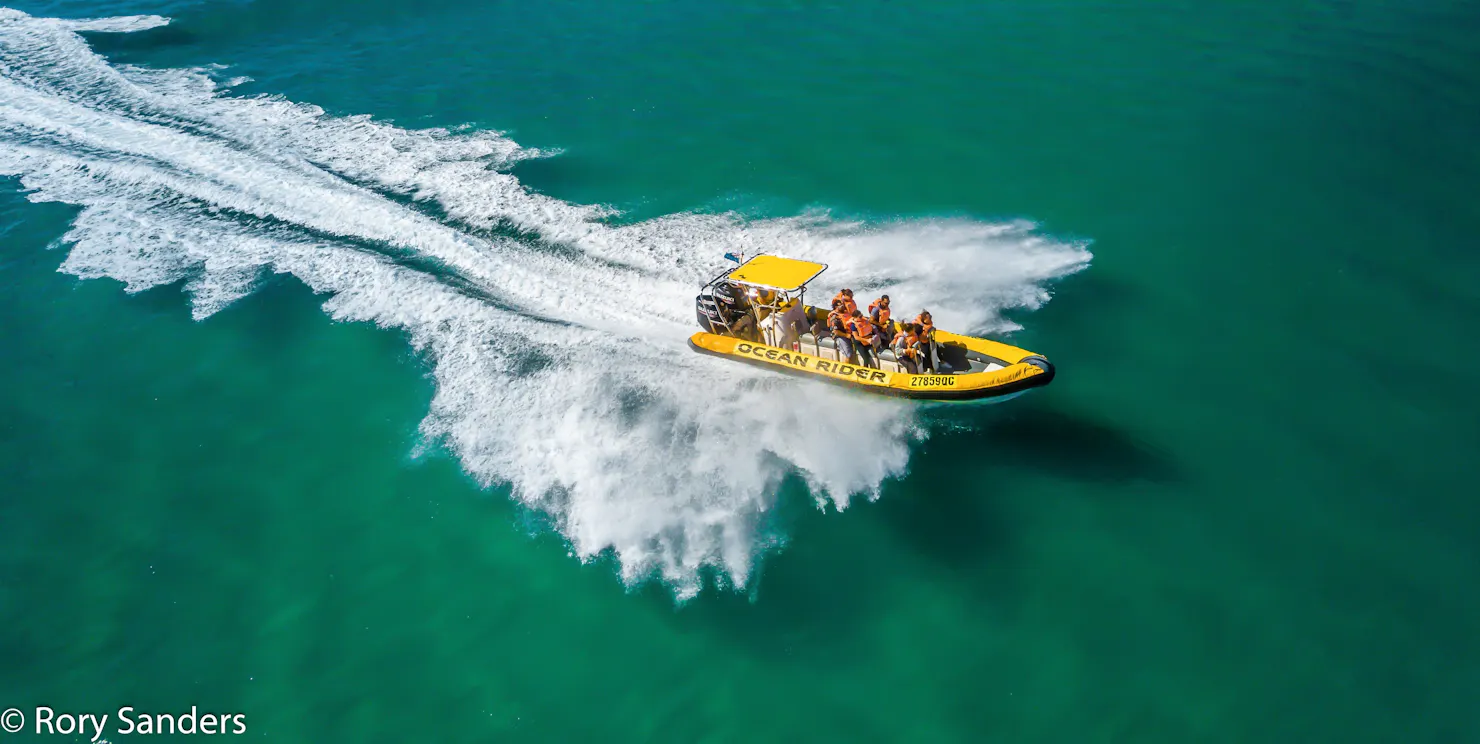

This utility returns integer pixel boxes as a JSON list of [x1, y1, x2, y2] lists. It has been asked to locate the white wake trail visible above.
[[54, 14, 171, 34], [0, 9, 1091, 599]]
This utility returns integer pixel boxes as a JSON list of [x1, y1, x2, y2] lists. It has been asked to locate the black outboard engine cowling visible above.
[[696, 292, 721, 332], [696, 283, 736, 333], [697, 281, 747, 333]]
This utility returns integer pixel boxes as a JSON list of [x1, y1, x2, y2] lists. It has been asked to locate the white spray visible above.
[[0, 10, 1092, 599]]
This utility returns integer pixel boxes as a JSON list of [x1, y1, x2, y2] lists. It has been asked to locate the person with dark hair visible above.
[[827, 299, 855, 364], [847, 309, 879, 369], [832, 288, 857, 316], [913, 309, 936, 372], [893, 322, 923, 374], [868, 294, 893, 346]]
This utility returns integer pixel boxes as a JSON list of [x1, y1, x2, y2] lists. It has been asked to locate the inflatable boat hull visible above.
[[687, 330, 1054, 403]]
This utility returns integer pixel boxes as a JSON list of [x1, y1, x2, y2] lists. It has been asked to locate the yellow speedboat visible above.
[[689, 254, 1055, 402]]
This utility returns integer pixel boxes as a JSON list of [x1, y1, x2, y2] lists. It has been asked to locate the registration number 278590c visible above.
[[909, 375, 957, 388]]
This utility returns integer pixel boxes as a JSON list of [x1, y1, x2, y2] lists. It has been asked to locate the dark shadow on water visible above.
[[940, 396, 1184, 487], [1007, 269, 1143, 364], [629, 474, 896, 667], [624, 395, 1184, 662], [1043, 265, 1138, 319], [866, 451, 1014, 583], [877, 396, 1183, 595]]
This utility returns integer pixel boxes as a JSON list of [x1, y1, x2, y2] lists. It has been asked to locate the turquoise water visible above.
[[3, 1, 1478, 741]]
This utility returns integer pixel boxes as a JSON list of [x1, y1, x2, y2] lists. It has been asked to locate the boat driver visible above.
[[712, 280, 759, 341]]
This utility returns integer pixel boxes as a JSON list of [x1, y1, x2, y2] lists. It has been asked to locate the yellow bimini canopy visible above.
[[726, 255, 827, 293]]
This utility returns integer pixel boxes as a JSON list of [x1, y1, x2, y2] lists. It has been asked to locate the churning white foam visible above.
[[0, 10, 1092, 599], [54, 14, 171, 34]]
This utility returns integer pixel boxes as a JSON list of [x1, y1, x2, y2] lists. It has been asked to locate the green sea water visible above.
[[3, 1, 1478, 742]]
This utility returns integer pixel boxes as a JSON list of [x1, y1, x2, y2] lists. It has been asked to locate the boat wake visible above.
[[0, 9, 1092, 599]]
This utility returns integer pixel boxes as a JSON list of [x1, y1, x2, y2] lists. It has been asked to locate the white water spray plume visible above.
[[0, 9, 1092, 600]]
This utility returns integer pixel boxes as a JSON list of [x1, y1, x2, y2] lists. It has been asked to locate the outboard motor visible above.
[[695, 289, 722, 332], [697, 280, 747, 334]]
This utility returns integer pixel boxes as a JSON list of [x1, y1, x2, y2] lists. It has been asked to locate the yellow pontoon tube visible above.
[[690, 253, 1055, 402]]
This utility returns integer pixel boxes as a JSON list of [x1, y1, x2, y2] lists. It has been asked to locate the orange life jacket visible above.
[[869, 300, 890, 327], [827, 310, 850, 337], [914, 315, 934, 339], [848, 315, 876, 342], [894, 332, 920, 359], [833, 293, 857, 316]]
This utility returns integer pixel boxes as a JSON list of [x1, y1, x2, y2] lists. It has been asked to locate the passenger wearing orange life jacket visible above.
[[833, 288, 858, 317], [868, 295, 893, 345], [892, 322, 922, 374], [847, 309, 879, 369], [913, 310, 936, 372], [826, 299, 855, 364]]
